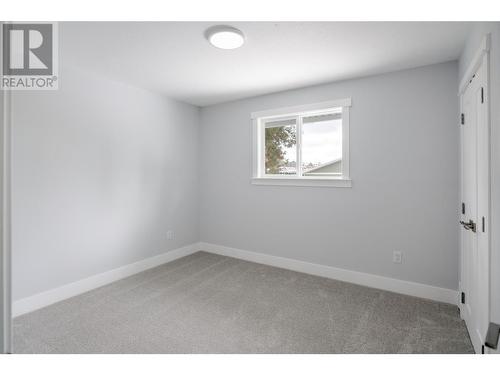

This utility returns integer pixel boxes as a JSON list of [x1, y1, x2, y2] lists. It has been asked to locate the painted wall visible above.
[[459, 22, 500, 345], [11, 64, 200, 300], [200, 61, 459, 290]]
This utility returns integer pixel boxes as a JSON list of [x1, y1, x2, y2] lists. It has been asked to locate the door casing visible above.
[[1, 71, 13, 355]]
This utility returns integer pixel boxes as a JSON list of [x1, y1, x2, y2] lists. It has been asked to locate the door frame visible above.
[[0, 20, 13, 354], [458, 33, 491, 353]]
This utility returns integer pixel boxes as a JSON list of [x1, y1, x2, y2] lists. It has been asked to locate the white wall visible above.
[[200, 61, 459, 290], [459, 22, 500, 344], [11, 64, 200, 300]]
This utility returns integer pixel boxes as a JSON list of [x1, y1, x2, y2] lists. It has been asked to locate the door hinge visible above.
[[482, 216, 485, 232], [481, 87, 484, 103], [461, 113, 465, 125], [462, 202, 465, 215], [461, 292, 465, 304]]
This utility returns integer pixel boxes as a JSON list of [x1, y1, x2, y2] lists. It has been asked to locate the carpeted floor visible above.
[[14, 251, 474, 353]]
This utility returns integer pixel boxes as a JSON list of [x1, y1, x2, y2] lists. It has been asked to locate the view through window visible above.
[[263, 108, 343, 177]]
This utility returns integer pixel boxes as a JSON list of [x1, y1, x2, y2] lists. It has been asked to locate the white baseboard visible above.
[[13, 243, 199, 317], [13, 241, 458, 317], [198, 242, 458, 305]]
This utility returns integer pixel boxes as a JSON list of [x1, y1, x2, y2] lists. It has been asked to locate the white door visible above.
[[460, 54, 490, 354]]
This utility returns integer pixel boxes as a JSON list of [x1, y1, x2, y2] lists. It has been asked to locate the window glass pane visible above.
[[265, 119, 297, 175], [301, 112, 342, 176]]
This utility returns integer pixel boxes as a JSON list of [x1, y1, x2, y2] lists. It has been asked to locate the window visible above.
[[252, 99, 351, 187]]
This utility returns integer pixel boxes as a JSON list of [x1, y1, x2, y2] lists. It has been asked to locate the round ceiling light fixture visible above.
[[205, 25, 245, 50]]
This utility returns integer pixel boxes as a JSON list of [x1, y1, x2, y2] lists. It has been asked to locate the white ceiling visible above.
[[61, 22, 472, 106]]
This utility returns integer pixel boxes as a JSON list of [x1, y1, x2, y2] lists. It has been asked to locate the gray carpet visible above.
[[14, 251, 473, 353]]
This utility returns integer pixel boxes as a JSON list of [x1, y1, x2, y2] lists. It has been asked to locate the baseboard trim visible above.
[[198, 242, 458, 305], [13, 241, 458, 317], [13, 243, 199, 317]]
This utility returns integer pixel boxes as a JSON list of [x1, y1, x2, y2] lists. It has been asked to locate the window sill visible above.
[[251, 177, 352, 188]]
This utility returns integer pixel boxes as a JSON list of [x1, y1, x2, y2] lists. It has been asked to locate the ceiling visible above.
[[61, 22, 472, 106]]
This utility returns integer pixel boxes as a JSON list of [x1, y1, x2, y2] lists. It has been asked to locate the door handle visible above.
[[460, 219, 477, 233]]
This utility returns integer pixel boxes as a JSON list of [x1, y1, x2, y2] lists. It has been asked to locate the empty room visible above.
[[1, 2, 500, 368]]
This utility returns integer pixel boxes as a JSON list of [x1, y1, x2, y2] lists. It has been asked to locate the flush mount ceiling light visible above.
[[205, 25, 245, 50]]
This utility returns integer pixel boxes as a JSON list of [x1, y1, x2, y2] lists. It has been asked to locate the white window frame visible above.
[[251, 98, 352, 187]]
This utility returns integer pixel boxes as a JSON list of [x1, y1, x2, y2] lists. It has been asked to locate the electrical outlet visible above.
[[393, 251, 402, 264], [167, 230, 174, 240]]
